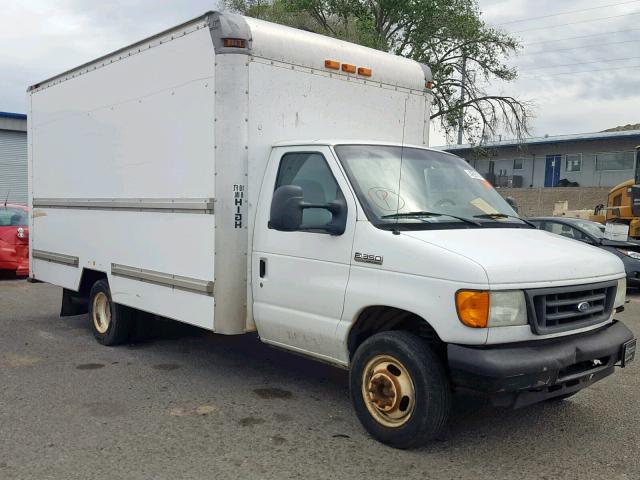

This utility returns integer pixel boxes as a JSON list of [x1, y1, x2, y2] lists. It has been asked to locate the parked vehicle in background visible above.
[[27, 11, 636, 448], [0, 203, 29, 276], [589, 145, 640, 239], [530, 216, 640, 287]]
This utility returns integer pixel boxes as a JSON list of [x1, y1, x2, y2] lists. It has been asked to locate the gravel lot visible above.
[[0, 277, 638, 480]]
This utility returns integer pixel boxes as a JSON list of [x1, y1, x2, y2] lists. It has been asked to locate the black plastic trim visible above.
[[448, 320, 634, 407], [525, 280, 617, 334]]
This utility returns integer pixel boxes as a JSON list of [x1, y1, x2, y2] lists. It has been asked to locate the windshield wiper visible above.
[[473, 213, 536, 228], [382, 211, 481, 226]]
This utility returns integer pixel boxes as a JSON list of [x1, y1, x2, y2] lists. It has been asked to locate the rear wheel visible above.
[[88, 279, 133, 346], [350, 331, 451, 449]]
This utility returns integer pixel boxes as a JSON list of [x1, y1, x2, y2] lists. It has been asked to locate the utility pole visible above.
[[457, 56, 467, 145]]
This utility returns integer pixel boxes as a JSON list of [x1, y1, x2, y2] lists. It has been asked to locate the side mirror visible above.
[[269, 185, 347, 235], [270, 185, 305, 232], [505, 196, 519, 213]]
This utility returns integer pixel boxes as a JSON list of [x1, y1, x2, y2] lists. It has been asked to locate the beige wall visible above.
[[497, 187, 610, 217]]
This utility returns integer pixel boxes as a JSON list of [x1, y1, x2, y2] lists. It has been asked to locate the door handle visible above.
[[259, 259, 266, 278]]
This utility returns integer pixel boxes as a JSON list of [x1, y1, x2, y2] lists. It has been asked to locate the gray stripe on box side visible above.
[[111, 263, 214, 296], [33, 198, 214, 214], [32, 250, 79, 267]]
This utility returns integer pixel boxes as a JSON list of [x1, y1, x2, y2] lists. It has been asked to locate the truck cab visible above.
[[253, 141, 635, 446]]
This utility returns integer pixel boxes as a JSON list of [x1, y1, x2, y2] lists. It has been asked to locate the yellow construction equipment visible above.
[[591, 146, 640, 239]]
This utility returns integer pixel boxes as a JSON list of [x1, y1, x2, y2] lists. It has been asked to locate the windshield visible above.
[[573, 220, 606, 238], [334, 145, 521, 229], [0, 207, 28, 227]]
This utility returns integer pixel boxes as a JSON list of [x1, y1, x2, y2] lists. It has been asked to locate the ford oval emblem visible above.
[[577, 301, 590, 313]]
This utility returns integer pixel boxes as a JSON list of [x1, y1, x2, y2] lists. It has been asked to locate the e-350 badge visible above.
[[354, 252, 383, 265]]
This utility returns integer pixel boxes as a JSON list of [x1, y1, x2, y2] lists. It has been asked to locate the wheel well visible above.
[[60, 269, 108, 317], [347, 306, 445, 360], [77, 269, 108, 297]]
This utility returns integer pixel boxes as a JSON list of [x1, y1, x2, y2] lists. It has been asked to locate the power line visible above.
[[524, 27, 640, 46], [499, 0, 640, 25], [518, 38, 640, 56], [520, 63, 640, 78], [517, 55, 640, 72], [512, 11, 640, 34]]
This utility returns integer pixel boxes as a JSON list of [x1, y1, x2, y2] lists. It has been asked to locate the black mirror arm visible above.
[[270, 184, 347, 235], [299, 200, 347, 236], [299, 201, 337, 212]]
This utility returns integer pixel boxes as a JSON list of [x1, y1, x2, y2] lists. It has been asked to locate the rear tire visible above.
[[88, 279, 133, 346], [350, 331, 451, 449]]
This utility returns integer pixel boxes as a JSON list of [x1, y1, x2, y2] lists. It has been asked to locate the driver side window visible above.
[[274, 152, 343, 230], [544, 222, 586, 240]]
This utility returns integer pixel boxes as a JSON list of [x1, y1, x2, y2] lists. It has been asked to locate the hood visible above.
[[599, 238, 640, 249], [402, 227, 624, 285]]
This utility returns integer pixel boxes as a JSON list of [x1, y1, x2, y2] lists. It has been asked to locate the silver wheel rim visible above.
[[361, 354, 416, 428], [92, 292, 111, 334]]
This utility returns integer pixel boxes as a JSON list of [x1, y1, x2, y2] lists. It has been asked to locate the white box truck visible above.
[[28, 11, 636, 448]]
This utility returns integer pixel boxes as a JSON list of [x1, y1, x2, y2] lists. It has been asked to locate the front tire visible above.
[[88, 279, 132, 346], [350, 331, 451, 449]]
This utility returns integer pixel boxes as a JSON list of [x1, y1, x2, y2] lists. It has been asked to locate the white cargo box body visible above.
[[28, 11, 432, 334]]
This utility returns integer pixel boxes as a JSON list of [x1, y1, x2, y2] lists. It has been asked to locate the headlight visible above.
[[614, 278, 627, 309], [617, 248, 640, 260], [489, 291, 528, 327], [456, 290, 527, 328]]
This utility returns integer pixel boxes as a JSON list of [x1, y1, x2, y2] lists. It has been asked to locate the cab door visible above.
[[252, 146, 357, 361]]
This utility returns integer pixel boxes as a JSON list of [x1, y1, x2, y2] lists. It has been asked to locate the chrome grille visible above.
[[526, 281, 617, 334]]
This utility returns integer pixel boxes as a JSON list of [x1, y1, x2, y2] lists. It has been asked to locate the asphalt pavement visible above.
[[1, 276, 638, 480]]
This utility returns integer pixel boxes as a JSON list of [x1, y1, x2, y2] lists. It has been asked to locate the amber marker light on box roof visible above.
[[325, 59, 340, 70], [456, 290, 490, 328], [341, 63, 356, 73], [223, 38, 246, 48], [357, 67, 372, 77]]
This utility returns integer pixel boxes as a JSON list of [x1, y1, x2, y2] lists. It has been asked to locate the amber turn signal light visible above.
[[325, 59, 340, 70], [426, 81, 434, 90], [456, 290, 489, 328]]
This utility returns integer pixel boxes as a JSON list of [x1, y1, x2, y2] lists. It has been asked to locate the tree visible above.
[[224, 0, 532, 144]]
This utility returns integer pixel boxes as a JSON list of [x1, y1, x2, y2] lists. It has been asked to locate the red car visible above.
[[0, 204, 29, 276]]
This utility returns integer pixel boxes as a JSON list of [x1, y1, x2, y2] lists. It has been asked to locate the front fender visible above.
[[337, 267, 490, 365]]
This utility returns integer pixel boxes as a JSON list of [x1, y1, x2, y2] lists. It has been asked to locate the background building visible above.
[[441, 129, 640, 189], [0, 111, 28, 204]]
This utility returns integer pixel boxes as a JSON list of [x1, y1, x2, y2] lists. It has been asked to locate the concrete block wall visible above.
[[497, 187, 610, 217]]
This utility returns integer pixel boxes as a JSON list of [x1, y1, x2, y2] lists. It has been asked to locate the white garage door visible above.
[[0, 130, 28, 205]]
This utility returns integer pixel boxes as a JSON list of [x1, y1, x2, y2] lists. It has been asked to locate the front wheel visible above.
[[350, 331, 451, 449]]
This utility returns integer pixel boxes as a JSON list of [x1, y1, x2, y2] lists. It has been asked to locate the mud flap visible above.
[[60, 288, 89, 317]]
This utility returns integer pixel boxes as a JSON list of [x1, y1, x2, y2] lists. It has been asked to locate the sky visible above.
[[1, 0, 638, 147], [463, 0, 640, 147]]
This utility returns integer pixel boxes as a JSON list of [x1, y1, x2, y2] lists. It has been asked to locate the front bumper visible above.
[[626, 271, 640, 286], [448, 320, 635, 408], [620, 256, 640, 286]]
